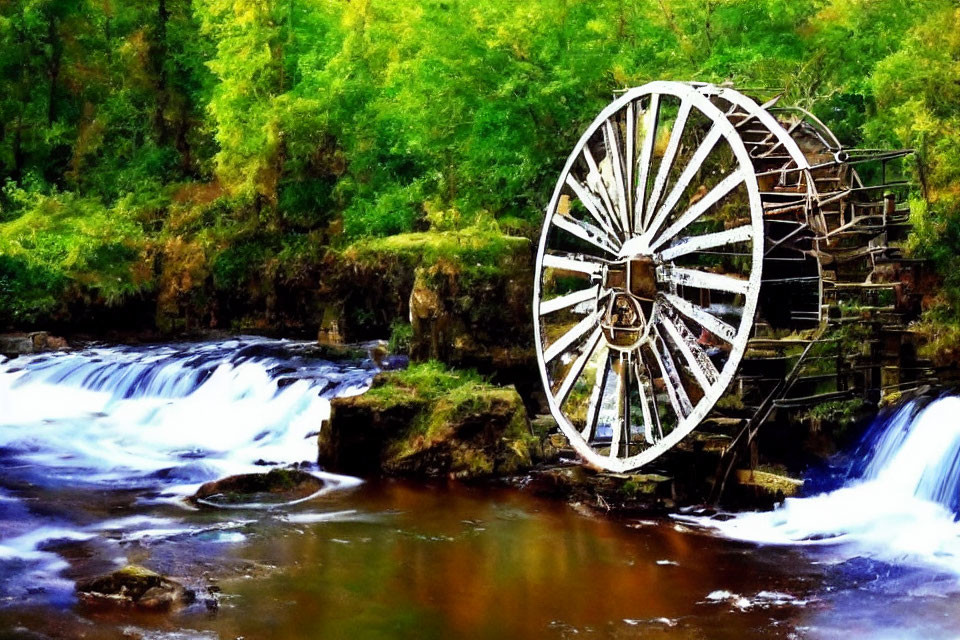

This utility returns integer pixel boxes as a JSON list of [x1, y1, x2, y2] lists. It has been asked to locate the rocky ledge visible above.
[[0, 331, 69, 358], [319, 362, 540, 479]]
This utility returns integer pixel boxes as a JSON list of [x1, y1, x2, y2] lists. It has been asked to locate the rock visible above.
[[0, 334, 33, 356], [316, 303, 345, 346], [408, 258, 534, 371], [189, 468, 324, 506], [734, 468, 804, 505], [318, 381, 430, 475], [76, 565, 195, 611], [320, 365, 536, 479], [0, 332, 69, 357], [520, 466, 675, 514], [382, 387, 534, 478]]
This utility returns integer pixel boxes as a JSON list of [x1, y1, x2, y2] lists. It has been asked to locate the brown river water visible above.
[[1, 480, 822, 640]]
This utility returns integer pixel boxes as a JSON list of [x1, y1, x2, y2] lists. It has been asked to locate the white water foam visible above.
[[689, 397, 960, 574], [0, 338, 374, 495]]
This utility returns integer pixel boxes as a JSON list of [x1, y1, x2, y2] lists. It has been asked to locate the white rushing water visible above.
[[0, 338, 380, 599], [0, 338, 375, 495], [693, 396, 960, 574]]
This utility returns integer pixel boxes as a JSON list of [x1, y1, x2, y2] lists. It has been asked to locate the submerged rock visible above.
[[189, 468, 324, 506], [320, 364, 537, 479], [520, 465, 676, 514], [76, 565, 195, 611]]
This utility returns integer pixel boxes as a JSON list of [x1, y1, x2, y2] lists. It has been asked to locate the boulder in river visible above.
[[319, 363, 537, 479], [189, 468, 324, 506], [76, 565, 195, 611]]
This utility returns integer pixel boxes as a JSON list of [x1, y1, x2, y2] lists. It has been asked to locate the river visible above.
[[1, 339, 959, 639]]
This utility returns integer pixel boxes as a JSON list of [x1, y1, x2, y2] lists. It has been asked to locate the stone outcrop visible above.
[[0, 331, 69, 357], [408, 257, 534, 371], [319, 366, 537, 479], [329, 229, 536, 378]]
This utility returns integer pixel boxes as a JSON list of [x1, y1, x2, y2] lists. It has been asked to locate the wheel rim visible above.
[[533, 81, 766, 472]]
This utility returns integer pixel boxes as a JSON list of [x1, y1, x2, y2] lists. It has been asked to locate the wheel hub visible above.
[[600, 255, 657, 349]]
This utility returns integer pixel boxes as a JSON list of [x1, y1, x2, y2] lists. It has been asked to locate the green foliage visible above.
[[808, 399, 866, 426], [344, 223, 529, 273], [388, 320, 413, 355], [0, 187, 149, 323], [0, 0, 959, 346], [370, 360, 489, 404]]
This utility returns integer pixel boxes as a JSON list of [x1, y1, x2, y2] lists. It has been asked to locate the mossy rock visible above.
[[322, 228, 532, 353], [734, 469, 803, 502], [383, 386, 536, 478], [76, 565, 195, 611], [320, 362, 536, 479], [189, 468, 324, 507], [520, 467, 675, 511], [408, 255, 534, 370]]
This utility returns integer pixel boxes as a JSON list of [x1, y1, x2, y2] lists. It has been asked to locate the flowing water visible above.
[[1, 339, 960, 639]]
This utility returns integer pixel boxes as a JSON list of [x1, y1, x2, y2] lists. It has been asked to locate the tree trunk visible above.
[[152, 0, 171, 145]]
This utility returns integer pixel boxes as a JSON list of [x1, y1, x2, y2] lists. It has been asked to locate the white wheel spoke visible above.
[[658, 267, 751, 295], [608, 359, 626, 459], [657, 312, 719, 391], [603, 118, 631, 234], [543, 310, 602, 363], [644, 125, 722, 241], [634, 93, 660, 232], [648, 171, 744, 252], [540, 285, 600, 316], [658, 225, 753, 261], [661, 293, 737, 343], [649, 329, 693, 420], [582, 147, 623, 235], [633, 359, 659, 444], [551, 212, 620, 256], [644, 99, 692, 229], [555, 327, 603, 405], [542, 253, 605, 275], [565, 174, 621, 240], [625, 101, 636, 230], [581, 351, 610, 440]]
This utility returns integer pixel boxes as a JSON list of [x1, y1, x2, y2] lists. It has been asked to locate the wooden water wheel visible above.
[[533, 81, 920, 474]]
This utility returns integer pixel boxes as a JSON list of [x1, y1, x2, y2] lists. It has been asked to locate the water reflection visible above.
[[189, 482, 815, 640]]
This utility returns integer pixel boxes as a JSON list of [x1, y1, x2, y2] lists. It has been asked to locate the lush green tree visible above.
[[2, 0, 960, 338]]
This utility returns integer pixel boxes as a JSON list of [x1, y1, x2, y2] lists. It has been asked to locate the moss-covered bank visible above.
[[319, 362, 538, 479]]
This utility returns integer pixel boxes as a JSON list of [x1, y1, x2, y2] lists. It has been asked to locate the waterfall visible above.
[[0, 338, 375, 496], [691, 397, 960, 573]]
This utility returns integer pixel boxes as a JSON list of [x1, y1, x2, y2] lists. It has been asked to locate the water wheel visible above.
[[533, 81, 915, 473]]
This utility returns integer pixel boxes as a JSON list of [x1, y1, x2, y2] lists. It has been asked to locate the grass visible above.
[[342, 224, 530, 273]]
